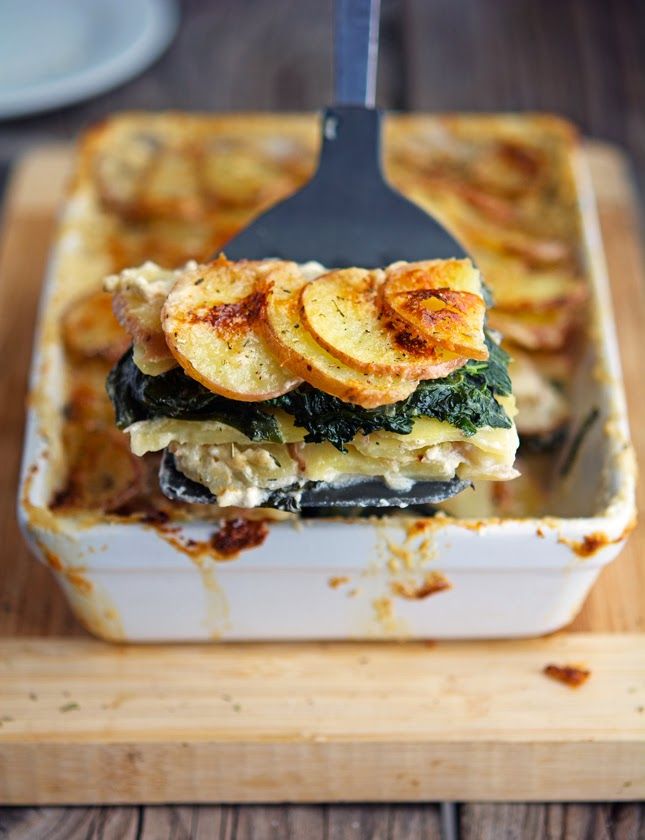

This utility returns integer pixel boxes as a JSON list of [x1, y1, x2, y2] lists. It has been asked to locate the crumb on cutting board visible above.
[[543, 663, 591, 688]]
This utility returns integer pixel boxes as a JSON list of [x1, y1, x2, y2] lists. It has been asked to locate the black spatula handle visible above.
[[334, 0, 381, 106]]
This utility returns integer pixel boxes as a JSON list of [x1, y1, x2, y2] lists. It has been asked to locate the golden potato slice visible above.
[[61, 290, 130, 362], [54, 425, 145, 513], [93, 131, 159, 217], [105, 262, 179, 374], [488, 306, 576, 351], [201, 147, 296, 208], [262, 263, 418, 408], [162, 258, 301, 401], [508, 350, 569, 438], [300, 268, 466, 380], [469, 139, 547, 198], [64, 359, 117, 426], [382, 260, 488, 360], [143, 148, 202, 219], [474, 251, 587, 312]]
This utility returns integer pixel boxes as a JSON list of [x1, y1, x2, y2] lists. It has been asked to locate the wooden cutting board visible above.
[[0, 144, 643, 805]]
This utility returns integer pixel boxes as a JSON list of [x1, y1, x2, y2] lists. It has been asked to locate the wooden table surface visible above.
[[0, 1, 643, 837]]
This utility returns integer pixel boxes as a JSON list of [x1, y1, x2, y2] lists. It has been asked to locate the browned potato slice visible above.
[[162, 258, 301, 401], [64, 359, 118, 426], [300, 268, 466, 380], [474, 251, 587, 312], [61, 290, 129, 362], [489, 306, 576, 351], [54, 425, 145, 513], [93, 131, 159, 217], [96, 139, 203, 222], [383, 260, 488, 360], [469, 139, 547, 198], [143, 148, 202, 219], [262, 263, 418, 408], [201, 147, 295, 208]]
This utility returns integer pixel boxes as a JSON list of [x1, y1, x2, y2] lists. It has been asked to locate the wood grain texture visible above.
[[0, 806, 141, 839], [2, 802, 643, 839], [0, 634, 642, 804], [0, 804, 442, 839], [461, 802, 645, 840]]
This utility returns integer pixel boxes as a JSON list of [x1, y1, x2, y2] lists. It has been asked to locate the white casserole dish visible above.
[[17, 123, 636, 642]]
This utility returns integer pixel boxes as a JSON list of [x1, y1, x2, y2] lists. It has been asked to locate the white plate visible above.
[[0, 0, 178, 119]]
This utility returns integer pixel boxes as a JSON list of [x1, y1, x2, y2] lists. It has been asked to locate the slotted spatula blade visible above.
[[224, 106, 468, 268]]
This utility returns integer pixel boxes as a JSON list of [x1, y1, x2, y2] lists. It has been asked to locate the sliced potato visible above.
[[162, 258, 302, 401], [382, 260, 488, 360], [143, 148, 202, 220], [475, 251, 586, 312], [55, 425, 145, 513], [61, 290, 129, 362], [201, 147, 295, 208], [488, 306, 575, 351], [300, 268, 466, 379], [93, 131, 160, 217], [262, 263, 418, 408], [508, 350, 569, 438]]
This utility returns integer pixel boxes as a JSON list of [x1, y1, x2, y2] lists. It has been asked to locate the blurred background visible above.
[[0, 0, 643, 195]]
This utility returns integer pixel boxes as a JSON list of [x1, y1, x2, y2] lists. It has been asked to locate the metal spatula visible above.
[[224, 2, 468, 267], [160, 0, 472, 509]]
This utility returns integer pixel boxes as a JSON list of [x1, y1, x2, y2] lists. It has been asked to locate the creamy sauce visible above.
[[104, 260, 192, 302], [170, 437, 518, 507]]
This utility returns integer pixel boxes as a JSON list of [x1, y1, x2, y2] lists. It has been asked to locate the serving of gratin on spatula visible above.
[[105, 0, 519, 511]]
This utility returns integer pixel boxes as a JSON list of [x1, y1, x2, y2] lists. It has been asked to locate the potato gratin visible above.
[[104, 256, 518, 507], [50, 112, 586, 518]]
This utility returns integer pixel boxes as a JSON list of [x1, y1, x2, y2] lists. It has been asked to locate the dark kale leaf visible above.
[[268, 332, 512, 451], [107, 330, 512, 453], [106, 351, 148, 428], [106, 350, 282, 442], [480, 332, 512, 396]]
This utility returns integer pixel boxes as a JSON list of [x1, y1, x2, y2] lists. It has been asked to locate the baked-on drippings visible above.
[[210, 518, 269, 558], [328, 576, 350, 589], [543, 663, 591, 688], [390, 572, 452, 600], [558, 519, 637, 558]]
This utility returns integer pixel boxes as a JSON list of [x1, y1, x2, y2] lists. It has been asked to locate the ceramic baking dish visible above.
[[18, 114, 636, 641]]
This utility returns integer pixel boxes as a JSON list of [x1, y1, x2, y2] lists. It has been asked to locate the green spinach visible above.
[[107, 332, 512, 453], [107, 351, 282, 442]]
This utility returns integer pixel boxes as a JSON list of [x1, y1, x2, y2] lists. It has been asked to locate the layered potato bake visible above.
[[104, 256, 518, 508], [52, 113, 585, 518]]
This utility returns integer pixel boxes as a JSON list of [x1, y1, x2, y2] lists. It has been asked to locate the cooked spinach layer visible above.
[[106, 351, 282, 442], [107, 334, 512, 452]]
